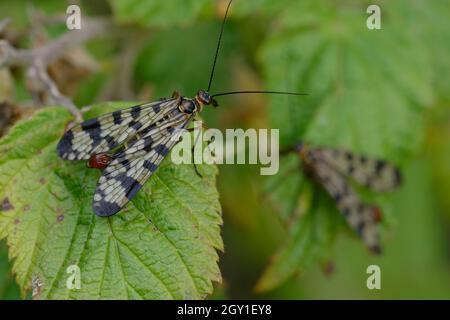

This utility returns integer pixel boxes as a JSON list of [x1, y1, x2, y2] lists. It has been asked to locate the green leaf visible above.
[[425, 103, 450, 217], [108, 0, 212, 28], [256, 155, 341, 292], [261, 0, 433, 154], [0, 240, 21, 299], [388, 0, 450, 100], [134, 21, 233, 99], [0, 104, 222, 299], [257, 0, 437, 290]]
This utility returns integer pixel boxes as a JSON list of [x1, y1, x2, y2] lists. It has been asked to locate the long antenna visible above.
[[207, 0, 233, 92], [212, 90, 308, 98]]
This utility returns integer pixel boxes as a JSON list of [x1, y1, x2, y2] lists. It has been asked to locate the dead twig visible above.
[[26, 61, 80, 118], [0, 18, 110, 121], [0, 18, 108, 67]]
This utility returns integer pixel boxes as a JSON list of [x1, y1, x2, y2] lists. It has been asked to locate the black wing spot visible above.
[[143, 137, 154, 148], [144, 160, 158, 172], [112, 111, 122, 125], [342, 207, 350, 217], [153, 104, 161, 114], [83, 121, 103, 144], [106, 135, 118, 149], [375, 160, 386, 174], [345, 152, 353, 161], [347, 165, 355, 175], [131, 106, 141, 119], [117, 174, 138, 190], [356, 221, 365, 236], [333, 192, 342, 202], [121, 159, 131, 170], [126, 181, 143, 201], [155, 144, 170, 156], [94, 201, 122, 217], [360, 155, 367, 164], [130, 120, 143, 131], [394, 168, 402, 185], [81, 118, 100, 131], [57, 130, 74, 156]]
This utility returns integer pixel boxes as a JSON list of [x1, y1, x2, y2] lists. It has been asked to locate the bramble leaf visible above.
[[0, 104, 222, 299], [257, 0, 441, 291]]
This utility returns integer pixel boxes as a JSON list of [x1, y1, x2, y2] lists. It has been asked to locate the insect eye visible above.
[[202, 92, 210, 103], [197, 90, 211, 105]]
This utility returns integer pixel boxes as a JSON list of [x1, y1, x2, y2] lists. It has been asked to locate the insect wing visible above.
[[312, 147, 401, 192], [312, 159, 381, 253], [57, 98, 178, 161], [92, 113, 192, 216]]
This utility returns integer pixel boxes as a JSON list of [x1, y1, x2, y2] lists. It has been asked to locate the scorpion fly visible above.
[[284, 142, 402, 253], [57, 0, 307, 217]]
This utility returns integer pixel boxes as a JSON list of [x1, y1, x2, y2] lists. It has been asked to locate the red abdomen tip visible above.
[[373, 207, 383, 222], [88, 153, 112, 169]]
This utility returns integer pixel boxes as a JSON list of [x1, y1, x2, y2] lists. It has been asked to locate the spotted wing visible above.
[[57, 98, 178, 161], [310, 147, 401, 192], [312, 159, 381, 253], [92, 111, 192, 217]]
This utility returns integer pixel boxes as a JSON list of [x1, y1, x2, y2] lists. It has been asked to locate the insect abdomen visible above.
[[88, 153, 112, 169]]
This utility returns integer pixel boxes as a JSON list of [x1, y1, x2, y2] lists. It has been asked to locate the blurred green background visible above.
[[1, 0, 449, 299]]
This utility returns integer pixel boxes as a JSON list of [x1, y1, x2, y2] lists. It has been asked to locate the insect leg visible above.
[[171, 91, 181, 99], [181, 124, 205, 177], [192, 128, 203, 178], [195, 120, 216, 157]]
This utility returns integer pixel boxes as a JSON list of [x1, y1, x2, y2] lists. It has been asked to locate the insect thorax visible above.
[[178, 97, 200, 115]]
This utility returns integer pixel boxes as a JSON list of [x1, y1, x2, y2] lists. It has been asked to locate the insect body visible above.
[[291, 142, 401, 253], [57, 90, 217, 216]]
